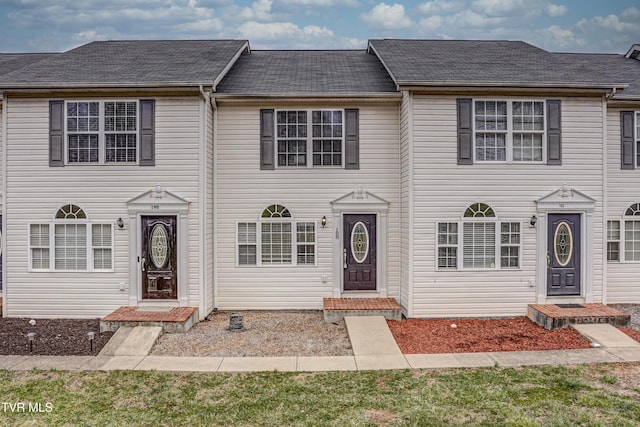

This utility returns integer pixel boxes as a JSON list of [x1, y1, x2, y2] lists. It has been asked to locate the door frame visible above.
[[127, 187, 190, 306], [331, 189, 389, 298], [535, 186, 595, 303]]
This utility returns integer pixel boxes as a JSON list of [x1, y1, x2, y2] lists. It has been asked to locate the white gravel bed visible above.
[[150, 311, 353, 357], [612, 304, 640, 331]]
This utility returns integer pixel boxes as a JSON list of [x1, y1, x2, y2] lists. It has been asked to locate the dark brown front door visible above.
[[343, 214, 376, 291], [141, 215, 177, 299], [547, 213, 581, 296]]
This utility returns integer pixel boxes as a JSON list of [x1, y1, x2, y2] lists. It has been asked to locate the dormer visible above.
[[625, 44, 640, 60]]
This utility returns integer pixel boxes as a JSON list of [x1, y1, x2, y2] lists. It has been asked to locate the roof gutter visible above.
[[213, 92, 402, 101], [396, 81, 629, 90]]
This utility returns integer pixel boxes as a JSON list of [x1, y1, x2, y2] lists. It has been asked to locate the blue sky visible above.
[[0, 0, 638, 53]]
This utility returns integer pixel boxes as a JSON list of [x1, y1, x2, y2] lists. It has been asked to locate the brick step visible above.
[[100, 306, 198, 333], [528, 303, 630, 330], [323, 297, 402, 323]]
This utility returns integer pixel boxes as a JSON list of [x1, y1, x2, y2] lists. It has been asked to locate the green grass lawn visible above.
[[1, 364, 639, 426]]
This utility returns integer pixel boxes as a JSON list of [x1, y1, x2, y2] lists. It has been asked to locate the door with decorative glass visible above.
[[141, 216, 177, 299], [547, 213, 581, 296], [343, 214, 376, 291]]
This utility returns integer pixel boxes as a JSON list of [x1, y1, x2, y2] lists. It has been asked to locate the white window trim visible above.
[[235, 219, 318, 267], [435, 218, 522, 271], [606, 220, 621, 262], [472, 99, 546, 164], [64, 100, 140, 165], [28, 214, 114, 272], [274, 109, 345, 169], [609, 217, 640, 263]]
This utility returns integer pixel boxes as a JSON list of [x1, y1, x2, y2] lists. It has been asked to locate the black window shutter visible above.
[[344, 108, 359, 170], [546, 99, 562, 165], [49, 100, 65, 167], [139, 99, 155, 166], [260, 109, 275, 170], [621, 111, 635, 170], [457, 99, 473, 165]]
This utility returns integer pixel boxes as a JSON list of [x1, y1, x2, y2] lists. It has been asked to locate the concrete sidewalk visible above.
[[1, 315, 639, 373], [1, 346, 639, 373]]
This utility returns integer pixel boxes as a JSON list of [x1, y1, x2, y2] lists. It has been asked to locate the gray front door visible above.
[[343, 214, 376, 291], [547, 213, 581, 296]]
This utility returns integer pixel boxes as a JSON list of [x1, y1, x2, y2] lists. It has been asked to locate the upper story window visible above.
[[474, 100, 545, 163], [276, 110, 343, 167], [65, 101, 138, 164]]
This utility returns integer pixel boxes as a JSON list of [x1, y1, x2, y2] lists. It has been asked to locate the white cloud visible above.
[[240, 0, 274, 21], [545, 3, 567, 18], [418, 15, 443, 31], [361, 3, 413, 30], [277, 0, 360, 6], [447, 9, 503, 28], [538, 24, 584, 49], [238, 21, 333, 40], [418, 0, 463, 15]]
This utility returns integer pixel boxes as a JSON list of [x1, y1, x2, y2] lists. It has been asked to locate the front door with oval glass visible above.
[[343, 214, 376, 291], [141, 215, 177, 299], [547, 213, 581, 296]]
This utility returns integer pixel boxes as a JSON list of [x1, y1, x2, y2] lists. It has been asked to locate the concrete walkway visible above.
[[1, 316, 639, 373]]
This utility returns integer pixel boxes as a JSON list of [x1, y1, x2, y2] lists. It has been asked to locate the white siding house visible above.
[[1, 39, 640, 320], [0, 41, 248, 319]]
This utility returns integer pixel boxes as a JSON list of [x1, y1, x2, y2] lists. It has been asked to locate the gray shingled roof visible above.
[[216, 50, 397, 95], [553, 53, 640, 99], [0, 40, 248, 88], [0, 53, 57, 77], [368, 39, 631, 90]]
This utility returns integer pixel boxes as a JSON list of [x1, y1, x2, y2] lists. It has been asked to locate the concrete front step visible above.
[[528, 303, 631, 330], [323, 297, 402, 323], [100, 306, 198, 333]]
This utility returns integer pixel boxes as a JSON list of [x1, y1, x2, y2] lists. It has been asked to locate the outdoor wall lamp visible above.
[[116, 218, 124, 229], [530, 215, 537, 227], [321, 216, 327, 228]]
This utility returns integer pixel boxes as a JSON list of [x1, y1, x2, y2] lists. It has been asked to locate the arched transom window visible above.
[[29, 205, 113, 271], [607, 203, 640, 262], [237, 204, 315, 266], [437, 203, 520, 270]]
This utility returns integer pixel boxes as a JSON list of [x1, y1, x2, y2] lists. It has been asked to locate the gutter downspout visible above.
[[209, 93, 219, 312], [198, 85, 208, 319], [601, 93, 609, 304], [1, 94, 6, 315]]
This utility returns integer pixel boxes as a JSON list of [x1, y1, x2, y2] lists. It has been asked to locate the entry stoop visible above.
[[100, 306, 199, 333], [323, 298, 402, 323], [528, 304, 631, 330]]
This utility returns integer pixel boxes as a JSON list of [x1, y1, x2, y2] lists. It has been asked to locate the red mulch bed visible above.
[[387, 317, 593, 354]]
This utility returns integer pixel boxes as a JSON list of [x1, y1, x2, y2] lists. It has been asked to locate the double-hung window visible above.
[[65, 101, 138, 164], [608, 203, 640, 262], [437, 203, 521, 270], [276, 110, 343, 167], [474, 100, 545, 163], [29, 205, 113, 271], [237, 204, 316, 266]]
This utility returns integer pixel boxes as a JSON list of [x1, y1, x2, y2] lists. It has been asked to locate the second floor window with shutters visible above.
[[65, 100, 138, 164], [276, 109, 343, 167], [474, 100, 545, 163]]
